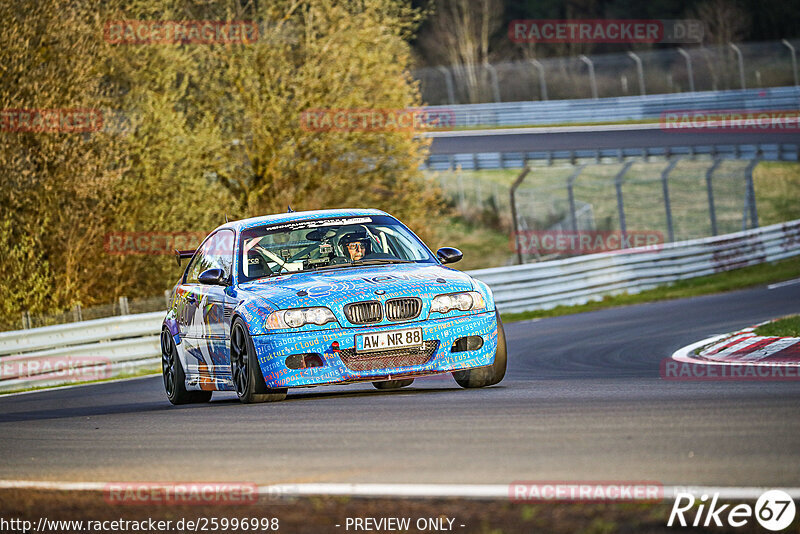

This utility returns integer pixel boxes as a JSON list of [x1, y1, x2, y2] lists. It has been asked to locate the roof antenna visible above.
[[287, 205, 295, 213]]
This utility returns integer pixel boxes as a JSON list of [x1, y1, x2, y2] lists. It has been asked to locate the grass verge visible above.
[[754, 314, 800, 337], [500, 255, 800, 323]]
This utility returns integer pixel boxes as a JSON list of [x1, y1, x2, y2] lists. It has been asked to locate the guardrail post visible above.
[[21, 312, 30, 330], [744, 156, 760, 229], [705, 158, 722, 236], [615, 161, 633, 234], [729, 43, 746, 90], [677, 48, 695, 93], [661, 159, 679, 242], [510, 166, 531, 264], [529, 59, 548, 100], [627, 51, 646, 96], [436, 66, 457, 105], [782, 39, 799, 88], [567, 165, 587, 231], [485, 63, 501, 103], [164, 290, 172, 309], [119, 296, 129, 316], [72, 304, 82, 322], [579, 55, 598, 100]]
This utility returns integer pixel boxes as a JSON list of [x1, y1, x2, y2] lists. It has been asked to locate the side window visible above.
[[184, 230, 235, 284]]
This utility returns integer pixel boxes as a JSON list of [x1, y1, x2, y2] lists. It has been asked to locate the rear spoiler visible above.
[[174, 249, 195, 266]]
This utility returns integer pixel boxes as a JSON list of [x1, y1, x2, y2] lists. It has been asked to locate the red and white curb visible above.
[[672, 325, 800, 367]]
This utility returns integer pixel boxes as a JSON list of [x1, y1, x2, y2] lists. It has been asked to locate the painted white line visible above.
[[768, 277, 800, 290], [1, 480, 799, 500], [424, 123, 663, 138]]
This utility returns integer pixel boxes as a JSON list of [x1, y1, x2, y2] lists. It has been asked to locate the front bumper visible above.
[[252, 311, 498, 388]]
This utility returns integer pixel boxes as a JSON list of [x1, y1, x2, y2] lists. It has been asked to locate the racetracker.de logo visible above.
[[0, 109, 103, 133], [509, 481, 663, 502], [509, 19, 703, 43], [300, 108, 455, 132], [661, 360, 800, 381], [0, 356, 111, 383], [661, 110, 800, 133], [104, 232, 207, 255], [104, 482, 258, 506], [514, 230, 663, 255], [104, 20, 259, 44]]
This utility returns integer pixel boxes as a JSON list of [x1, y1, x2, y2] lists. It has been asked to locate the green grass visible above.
[[754, 314, 800, 337], [500, 254, 800, 323]]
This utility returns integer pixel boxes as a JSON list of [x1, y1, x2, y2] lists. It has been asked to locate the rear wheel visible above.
[[231, 318, 287, 404], [453, 311, 507, 388], [372, 379, 414, 390], [161, 329, 212, 405]]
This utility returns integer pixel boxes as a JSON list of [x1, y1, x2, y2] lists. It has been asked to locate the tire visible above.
[[372, 379, 414, 390], [161, 329, 212, 405], [230, 318, 287, 404], [453, 311, 507, 388]]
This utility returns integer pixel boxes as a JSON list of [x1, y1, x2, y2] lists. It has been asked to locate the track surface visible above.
[[1, 284, 799, 487], [429, 126, 800, 154]]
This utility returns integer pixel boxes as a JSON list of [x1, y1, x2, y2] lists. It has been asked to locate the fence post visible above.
[[615, 161, 634, 234], [729, 43, 746, 90], [678, 48, 695, 93], [484, 63, 501, 103], [567, 165, 587, 231], [782, 39, 799, 88], [510, 166, 531, 265], [705, 158, 722, 236], [744, 156, 760, 229], [436, 66, 457, 105], [119, 296, 129, 316], [661, 159, 680, 242], [164, 290, 172, 309], [627, 51, 646, 96], [579, 55, 598, 100], [530, 59, 548, 100]]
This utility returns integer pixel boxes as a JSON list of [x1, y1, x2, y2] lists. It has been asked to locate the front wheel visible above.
[[230, 318, 287, 404], [453, 311, 507, 388], [161, 329, 212, 405]]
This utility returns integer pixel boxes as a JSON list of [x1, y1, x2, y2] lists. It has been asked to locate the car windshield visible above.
[[238, 215, 437, 281]]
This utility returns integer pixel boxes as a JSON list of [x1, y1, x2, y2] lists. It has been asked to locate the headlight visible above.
[[265, 307, 337, 329], [430, 291, 486, 314]]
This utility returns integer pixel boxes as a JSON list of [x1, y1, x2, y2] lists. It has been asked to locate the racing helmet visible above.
[[338, 229, 372, 258]]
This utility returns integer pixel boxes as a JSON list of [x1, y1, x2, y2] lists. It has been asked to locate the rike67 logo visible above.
[[668, 490, 796, 531]]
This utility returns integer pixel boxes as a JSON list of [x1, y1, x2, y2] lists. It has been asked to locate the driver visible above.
[[339, 232, 371, 262]]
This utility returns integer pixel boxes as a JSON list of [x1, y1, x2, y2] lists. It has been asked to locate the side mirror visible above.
[[436, 247, 463, 265], [198, 268, 228, 286]]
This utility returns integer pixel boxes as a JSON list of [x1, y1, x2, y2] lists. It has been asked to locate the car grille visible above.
[[385, 297, 422, 321], [338, 341, 439, 372], [344, 301, 382, 324]]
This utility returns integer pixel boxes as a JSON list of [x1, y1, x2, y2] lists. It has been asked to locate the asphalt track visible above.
[[428, 125, 800, 154], [1, 283, 799, 488]]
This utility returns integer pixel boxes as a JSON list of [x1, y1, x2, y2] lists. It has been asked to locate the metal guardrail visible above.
[[424, 86, 800, 128], [1, 219, 798, 391], [471, 219, 800, 314]]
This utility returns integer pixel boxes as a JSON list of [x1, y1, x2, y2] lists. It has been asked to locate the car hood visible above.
[[236, 263, 474, 310]]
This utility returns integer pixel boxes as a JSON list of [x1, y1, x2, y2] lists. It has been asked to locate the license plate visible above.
[[355, 327, 423, 353]]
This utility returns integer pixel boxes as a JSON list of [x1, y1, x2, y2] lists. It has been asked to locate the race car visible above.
[[161, 208, 506, 404]]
